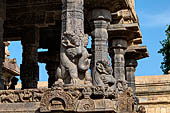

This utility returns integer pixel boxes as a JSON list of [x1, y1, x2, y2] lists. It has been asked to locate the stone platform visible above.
[[0, 85, 135, 113]]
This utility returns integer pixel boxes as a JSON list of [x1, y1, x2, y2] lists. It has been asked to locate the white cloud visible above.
[[138, 10, 170, 28]]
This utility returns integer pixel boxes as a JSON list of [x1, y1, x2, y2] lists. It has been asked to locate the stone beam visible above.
[[4, 0, 132, 42]]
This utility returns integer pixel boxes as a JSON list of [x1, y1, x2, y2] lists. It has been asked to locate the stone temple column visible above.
[[62, 0, 84, 34], [109, 33, 128, 82], [125, 58, 137, 94], [60, 0, 88, 85], [125, 45, 148, 94], [0, 0, 5, 89], [20, 26, 39, 89], [88, 9, 112, 86]]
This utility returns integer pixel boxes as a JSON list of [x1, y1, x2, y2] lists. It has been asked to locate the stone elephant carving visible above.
[[94, 60, 116, 87], [56, 32, 92, 86]]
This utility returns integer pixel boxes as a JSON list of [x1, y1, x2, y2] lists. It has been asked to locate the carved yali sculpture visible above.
[[56, 32, 92, 86], [94, 60, 116, 88]]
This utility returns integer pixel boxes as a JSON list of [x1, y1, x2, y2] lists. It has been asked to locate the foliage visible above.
[[158, 25, 170, 74]]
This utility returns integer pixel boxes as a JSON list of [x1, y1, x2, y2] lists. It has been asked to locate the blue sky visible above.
[[135, 0, 170, 76], [8, 0, 170, 82]]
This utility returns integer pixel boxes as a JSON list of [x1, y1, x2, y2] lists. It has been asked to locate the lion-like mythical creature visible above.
[[56, 32, 92, 86]]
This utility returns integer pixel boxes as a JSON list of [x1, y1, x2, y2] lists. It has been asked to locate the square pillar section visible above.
[[58, 0, 92, 86], [21, 26, 39, 89]]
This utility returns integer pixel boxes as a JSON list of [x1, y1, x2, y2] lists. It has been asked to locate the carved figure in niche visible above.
[[57, 32, 91, 86], [94, 60, 116, 88]]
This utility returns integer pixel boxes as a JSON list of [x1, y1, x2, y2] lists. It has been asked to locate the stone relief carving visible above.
[[137, 106, 146, 113], [56, 32, 92, 86], [0, 85, 136, 113], [118, 87, 135, 113], [77, 98, 95, 112], [40, 89, 76, 112], [93, 60, 117, 97], [116, 80, 128, 93], [94, 60, 115, 87], [0, 89, 45, 103], [39, 86, 94, 112]]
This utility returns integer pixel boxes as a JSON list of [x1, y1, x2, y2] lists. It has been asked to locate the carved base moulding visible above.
[[0, 85, 136, 113]]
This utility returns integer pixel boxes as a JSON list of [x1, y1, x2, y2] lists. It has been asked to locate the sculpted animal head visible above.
[[62, 32, 81, 48], [62, 32, 82, 57], [96, 60, 113, 75]]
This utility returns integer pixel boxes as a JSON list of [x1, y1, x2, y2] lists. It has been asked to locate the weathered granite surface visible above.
[[0, 86, 135, 113], [0, 0, 148, 113], [136, 74, 170, 113]]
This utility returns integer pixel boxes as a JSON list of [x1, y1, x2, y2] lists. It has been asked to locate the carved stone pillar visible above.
[[59, 0, 92, 85], [0, 0, 5, 89], [88, 9, 112, 86], [20, 26, 39, 89], [62, 0, 84, 34], [109, 37, 128, 82], [125, 45, 149, 94], [125, 58, 137, 93]]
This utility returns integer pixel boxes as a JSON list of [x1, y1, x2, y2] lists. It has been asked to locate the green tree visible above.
[[158, 25, 170, 74]]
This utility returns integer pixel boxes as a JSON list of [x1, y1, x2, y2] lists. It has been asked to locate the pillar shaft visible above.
[[88, 9, 112, 86], [110, 38, 128, 81], [21, 26, 39, 89], [125, 58, 137, 94], [0, 0, 5, 89], [60, 0, 90, 85], [62, 0, 84, 34], [91, 19, 110, 86]]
